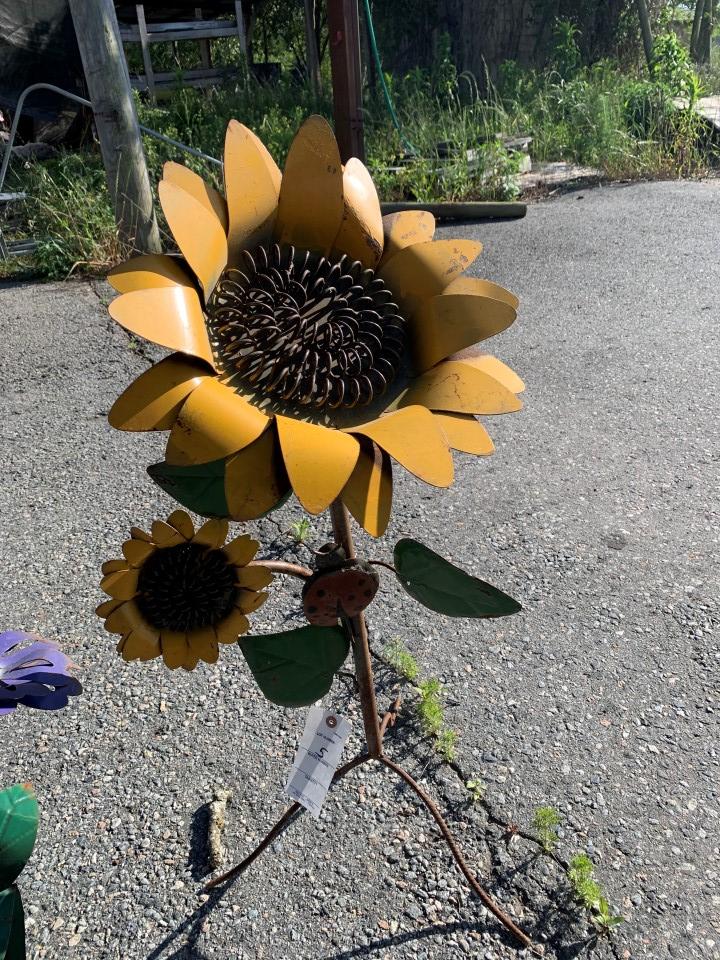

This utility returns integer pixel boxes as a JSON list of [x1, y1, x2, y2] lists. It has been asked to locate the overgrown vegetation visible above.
[[1, 9, 718, 279], [532, 804, 562, 852], [568, 852, 625, 932]]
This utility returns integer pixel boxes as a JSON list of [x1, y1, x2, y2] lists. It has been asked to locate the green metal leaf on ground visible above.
[[0, 784, 38, 891], [240, 626, 350, 707], [393, 538, 522, 618], [148, 458, 229, 518], [0, 887, 25, 960]]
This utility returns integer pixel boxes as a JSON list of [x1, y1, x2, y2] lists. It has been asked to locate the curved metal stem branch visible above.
[[204, 753, 370, 891], [368, 559, 398, 574], [250, 559, 312, 579], [379, 756, 538, 954], [329, 500, 383, 758]]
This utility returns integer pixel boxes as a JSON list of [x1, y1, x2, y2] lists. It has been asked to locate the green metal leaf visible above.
[[393, 538, 522, 618], [148, 458, 229, 518], [240, 626, 350, 707], [0, 887, 25, 960], [0, 784, 38, 891]]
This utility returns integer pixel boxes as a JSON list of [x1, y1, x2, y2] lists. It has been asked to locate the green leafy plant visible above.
[[465, 777, 486, 802], [568, 852, 624, 932], [532, 805, 561, 852], [288, 516, 313, 544], [383, 638, 420, 682]]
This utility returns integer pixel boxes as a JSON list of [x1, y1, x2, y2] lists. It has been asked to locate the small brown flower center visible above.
[[136, 543, 237, 633], [207, 244, 406, 411]]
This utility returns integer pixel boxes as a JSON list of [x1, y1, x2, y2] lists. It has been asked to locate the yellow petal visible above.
[[401, 361, 522, 415], [166, 378, 269, 465], [122, 539, 156, 567], [101, 559, 127, 575], [103, 599, 145, 635], [225, 427, 290, 520], [130, 526, 152, 542], [108, 287, 215, 367], [379, 210, 435, 265], [275, 115, 344, 254], [121, 629, 161, 662], [341, 441, 392, 537], [223, 534, 259, 566], [100, 568, 139, 601], [377, 239, 483, 316], [108, 253, 193, 293], [160, 631, 190, 670], [188, 626, 219, 663], [453, 353, 525, 394], [150, 519, 186, 547], [96, 597, 125, 619], [167, 509, 195, 539], [446, 275, 519, 311], [333, 158, 383, 267], [276, 415, 360, 514], [236, 590, 267, 615], [348, 406, 453, 487], [412, 293, 516, 371], [192, 518, 229, 548], [434, 412, 494, 455], [163, 161, 229, 234], [217, 607, 251, 642], [158, 179, 228, 300], [224, 120, 282, 265], [236, 566, 273, 590], [109, 353, 212, 432]]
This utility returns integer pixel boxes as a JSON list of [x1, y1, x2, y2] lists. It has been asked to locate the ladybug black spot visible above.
[[364, 589, 372, 597], [347, 594, 355, 602], [317, 589, 326, 597], [307, 605, 317, 613]]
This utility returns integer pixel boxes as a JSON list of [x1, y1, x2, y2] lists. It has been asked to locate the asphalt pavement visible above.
[[0, 178, 718, 960]]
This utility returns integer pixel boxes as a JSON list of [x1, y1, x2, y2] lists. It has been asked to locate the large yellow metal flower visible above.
[[107, 116, 523, 536], [96, 510, 271, 671]]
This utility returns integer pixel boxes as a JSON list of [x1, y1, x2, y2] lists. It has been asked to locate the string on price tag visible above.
[[284, 707, 351, 818]]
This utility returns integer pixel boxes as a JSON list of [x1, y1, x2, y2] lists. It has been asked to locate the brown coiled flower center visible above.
[[207, 244, 406, 411], [136, 543, 237, 633]]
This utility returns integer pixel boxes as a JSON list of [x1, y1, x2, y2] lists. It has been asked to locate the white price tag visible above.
[[284, 707, 351, 818]]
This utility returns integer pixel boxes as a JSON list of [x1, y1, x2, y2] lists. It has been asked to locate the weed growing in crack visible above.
[[382, 640, 457, 760], [288, 516, 313, 544], [533, 805, 561, 852], [568, 852, 624, 933], [465, 778, 486, 803]]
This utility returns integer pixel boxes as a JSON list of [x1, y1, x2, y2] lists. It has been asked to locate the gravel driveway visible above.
[[0, 179, 718, 960]]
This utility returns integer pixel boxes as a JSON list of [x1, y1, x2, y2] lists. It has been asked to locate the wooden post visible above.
[[327, 0, 364, 162], [136, 4, 157, 104], [234, 1, 249, 78], [68, 0, 160, 254], [635, 0, 654, 70], [195, 7, 213, 71], [691, 0, 705, 59], [303, 0, 323, 97]]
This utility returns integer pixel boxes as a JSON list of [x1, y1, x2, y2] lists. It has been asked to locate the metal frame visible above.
[[0, 82, 221, 260]]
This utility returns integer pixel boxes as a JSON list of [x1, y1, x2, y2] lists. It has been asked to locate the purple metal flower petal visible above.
[[0, 631, 82, 715]]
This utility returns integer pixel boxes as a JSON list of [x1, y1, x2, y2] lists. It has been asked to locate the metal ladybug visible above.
[[302, 544, 380, 626]]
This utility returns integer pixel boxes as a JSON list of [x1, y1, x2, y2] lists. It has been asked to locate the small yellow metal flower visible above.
[[107, 116, 524, 537], [96, 510, 271, 671]]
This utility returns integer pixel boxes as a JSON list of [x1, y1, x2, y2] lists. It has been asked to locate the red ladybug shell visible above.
[[302, 562, 379, 625]]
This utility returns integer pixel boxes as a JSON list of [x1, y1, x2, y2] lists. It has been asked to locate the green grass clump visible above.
[[383, 638, 420, 683], [533, 805, 561, 852], [288, 516, 313, 545]]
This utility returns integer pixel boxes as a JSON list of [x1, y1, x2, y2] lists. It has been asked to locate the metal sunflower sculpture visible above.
[[106, 115, 523, 536], [97, 511, 270, 671], [99, 117, 537, 952]]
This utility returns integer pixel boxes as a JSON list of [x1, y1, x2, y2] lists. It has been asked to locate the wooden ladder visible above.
[[119, 3, 248, 102]]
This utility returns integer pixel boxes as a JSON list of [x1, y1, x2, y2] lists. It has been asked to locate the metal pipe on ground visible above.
[[380, 201, 527, 220]]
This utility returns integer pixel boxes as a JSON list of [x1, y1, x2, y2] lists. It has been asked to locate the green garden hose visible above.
[[361, 0, 418, 155]]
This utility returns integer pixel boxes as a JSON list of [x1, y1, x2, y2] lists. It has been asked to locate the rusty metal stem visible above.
[[329, 500, 383, 759], [251, 559, 312, 579], [204, 753, 369, 890], [379, 756, 537, 953]]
